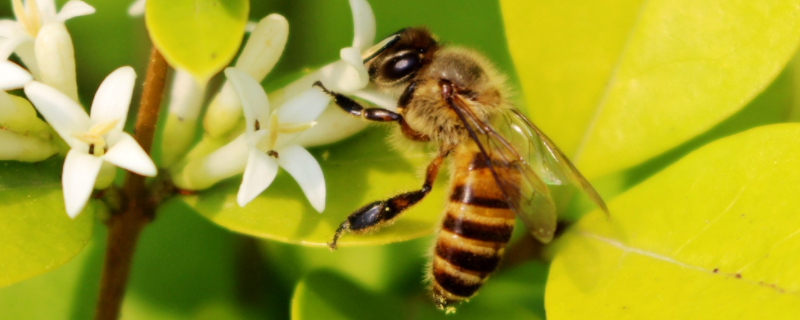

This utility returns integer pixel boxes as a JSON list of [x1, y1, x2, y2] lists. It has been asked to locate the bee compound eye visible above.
[[381, 52, 421, 81]]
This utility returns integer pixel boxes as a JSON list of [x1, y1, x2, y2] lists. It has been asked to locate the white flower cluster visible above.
[[166, 0, 393, 211], [0, 0, 393, 218], [1, 0, 156, 218]]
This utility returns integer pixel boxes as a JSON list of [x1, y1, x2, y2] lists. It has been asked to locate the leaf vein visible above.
[[580, 231, 800, 296]]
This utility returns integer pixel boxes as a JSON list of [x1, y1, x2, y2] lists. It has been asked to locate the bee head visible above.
[[364, 27, 439, 87]]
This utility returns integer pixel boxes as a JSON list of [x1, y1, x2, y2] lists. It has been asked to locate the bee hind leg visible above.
[[328, 147, 451, 249]]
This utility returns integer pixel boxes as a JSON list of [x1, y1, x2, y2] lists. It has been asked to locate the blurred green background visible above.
[[0, 1, 546, 319]]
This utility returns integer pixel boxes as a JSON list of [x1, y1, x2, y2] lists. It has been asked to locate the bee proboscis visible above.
[[314, 27, 608, 311]]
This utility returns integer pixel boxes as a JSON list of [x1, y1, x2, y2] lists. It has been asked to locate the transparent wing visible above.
[[446, 95, 558, 243], [497, 108, 609, 215]]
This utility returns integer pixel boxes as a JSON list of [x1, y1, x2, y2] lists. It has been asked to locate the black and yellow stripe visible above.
[[430, 143, 518, 309]]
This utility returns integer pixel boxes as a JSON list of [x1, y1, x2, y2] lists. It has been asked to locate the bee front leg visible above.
[[328, 147, 450, 249], [312, 81, 430, 142]]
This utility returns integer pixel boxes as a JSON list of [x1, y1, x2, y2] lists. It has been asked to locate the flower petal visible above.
[[0, 34, 31, 60], [348, 0, 375, 52], [90, 66, 136, 133], [0, 19, 24, 38], [55, 1, 95, 22], [224, 67, 270, 135], [317, 47, 369, 93], [62, 149, 103, 218], [292, 107, 368, 148], [127, 0, 146, 16], [36, 0, 58, 22], [236, 14, 288, 82], [103, 132, 156, 177], [23, 80, 90, 150], [14, 40, 40, 79], [0, 60, 32, 90], [278, 144, 325, 212], [276, 87, 330, 125], [237, 148, 278, 207], [35, 23, 79, 102], [352, 86, 398, 111]]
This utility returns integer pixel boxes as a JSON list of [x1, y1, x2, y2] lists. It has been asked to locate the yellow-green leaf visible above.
[[145, 0, 249, 82], [180, 127, 448, 247], [547, 123, 800, 319], [502, 0, 800, 178], [0, 159, 94, 288]]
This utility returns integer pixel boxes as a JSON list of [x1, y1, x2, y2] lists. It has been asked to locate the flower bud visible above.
[[0, 130, 58, 162], [0, 92, 52, 137], [34, 23, 79, 102], [160, 69, 206, 168], [203, 14, 289, 138]]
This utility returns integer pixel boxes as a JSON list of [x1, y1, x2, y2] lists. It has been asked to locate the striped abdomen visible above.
[[431, 143, 519, 310]]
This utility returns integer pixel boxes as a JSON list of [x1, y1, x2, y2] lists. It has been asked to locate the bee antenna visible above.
[[362, 33, 402, 63]]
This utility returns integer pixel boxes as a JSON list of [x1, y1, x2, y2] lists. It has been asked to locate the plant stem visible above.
[[94, 47, 168, 320]]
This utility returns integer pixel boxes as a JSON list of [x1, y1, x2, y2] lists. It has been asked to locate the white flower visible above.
[[225, 67, 328, 211], [1, 0, 94, 101], [23, 66, 157, 218], [274, 0, 396, 147], [204, 14, 289, 138], [161, 14, 285, 168]]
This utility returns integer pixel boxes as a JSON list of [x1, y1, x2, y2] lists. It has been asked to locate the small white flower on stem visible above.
[[1, 0, 94, 101], [23, 66, 156, 218], [225, 67, 328, 211], [273, 0, 396, 147], [204, 14, 289, 138]]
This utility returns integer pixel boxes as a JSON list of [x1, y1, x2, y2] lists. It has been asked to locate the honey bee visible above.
[[314, 27, 608, 311]]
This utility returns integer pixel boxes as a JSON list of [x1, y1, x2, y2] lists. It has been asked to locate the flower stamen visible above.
[[12, 0, 42, 37], [72, 119, 119, 156], [279, 121, 317, 134]]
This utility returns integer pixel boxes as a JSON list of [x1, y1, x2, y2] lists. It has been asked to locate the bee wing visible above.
[[499, 109, 609, 216], [447, 95, 558, 243]]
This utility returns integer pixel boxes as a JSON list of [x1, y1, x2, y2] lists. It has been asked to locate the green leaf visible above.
[[0, 223, 102, 320], [0, 202, 271, 319], [260, 236, 429, 294], [0, 158, 95, 288], [145, 0, 249, 82], [546, 124, 800, 319], [562, 52, 800, 221], [181, 127, 448, 247], [291, 262, 548, 320], [502, 0, 800, 178], [292, 270, 405, 320]]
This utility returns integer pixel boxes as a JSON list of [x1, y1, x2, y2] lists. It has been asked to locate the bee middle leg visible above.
[[313, 81, 429, 142], [328, 147, 450, 249]]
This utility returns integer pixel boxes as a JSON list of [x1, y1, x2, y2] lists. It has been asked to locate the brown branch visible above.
[[94, 47, 168, 320]]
